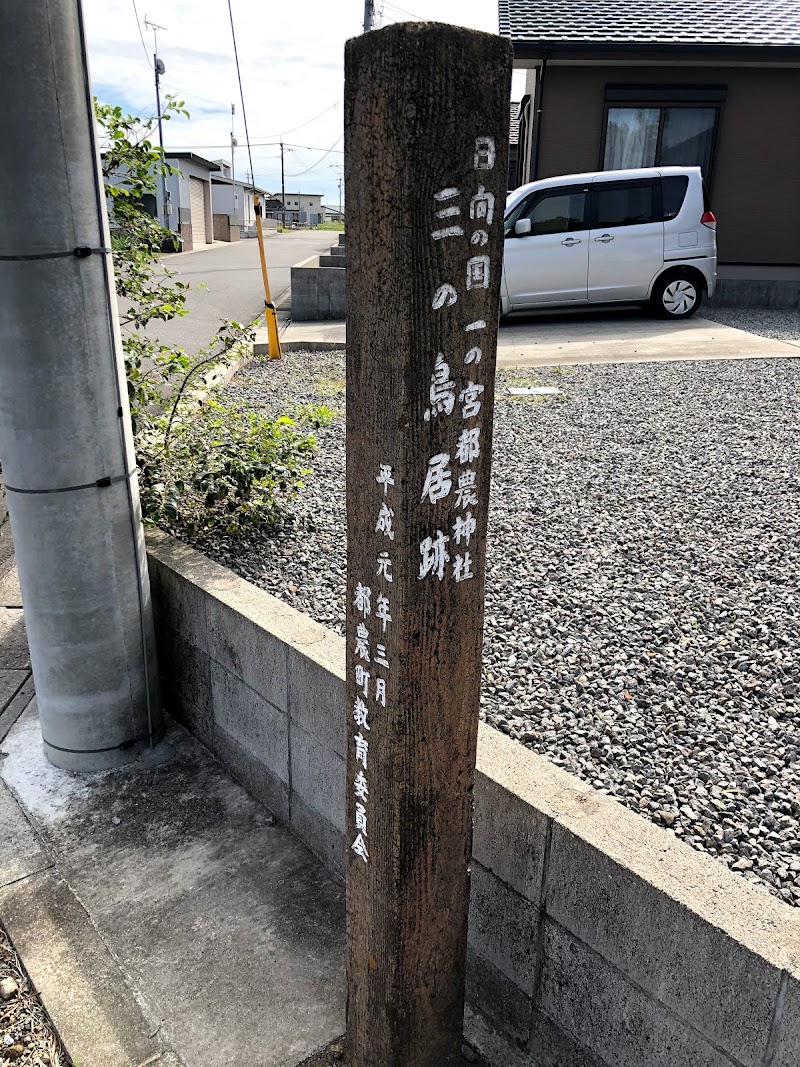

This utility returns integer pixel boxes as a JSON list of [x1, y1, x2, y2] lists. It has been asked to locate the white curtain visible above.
[[604, 108, 659, 170]]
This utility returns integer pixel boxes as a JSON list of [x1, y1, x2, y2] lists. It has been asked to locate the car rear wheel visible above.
[[651, 272, 703, 319]]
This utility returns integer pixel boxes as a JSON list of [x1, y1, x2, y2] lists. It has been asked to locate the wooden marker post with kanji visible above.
[[344, 23, 512, 1067]]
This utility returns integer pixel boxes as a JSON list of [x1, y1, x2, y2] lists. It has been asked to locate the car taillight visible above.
[[701, 211, 717, 229]]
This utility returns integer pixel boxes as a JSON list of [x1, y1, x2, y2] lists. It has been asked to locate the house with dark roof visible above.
[[500, 0, 800, 269]]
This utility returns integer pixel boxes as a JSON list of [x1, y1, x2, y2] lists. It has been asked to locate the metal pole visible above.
[[231, 102, 237, 226], [280, 141, 286, 230], [0, 0, 162, 770]]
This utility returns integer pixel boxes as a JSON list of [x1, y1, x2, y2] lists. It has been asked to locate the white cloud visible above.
[[84, 0, 521, 203]]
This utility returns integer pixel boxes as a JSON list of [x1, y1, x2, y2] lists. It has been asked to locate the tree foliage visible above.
[[98, 98, 328, 535]]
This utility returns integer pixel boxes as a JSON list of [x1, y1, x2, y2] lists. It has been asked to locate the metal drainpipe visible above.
[[532, 54, 549, 181], [0, 0, 162, 770]]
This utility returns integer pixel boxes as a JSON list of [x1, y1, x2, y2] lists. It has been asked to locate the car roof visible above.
[[508, 166, 701, 204]]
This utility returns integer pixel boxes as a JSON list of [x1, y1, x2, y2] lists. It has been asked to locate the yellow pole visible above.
[[254, 193, 281, 359]]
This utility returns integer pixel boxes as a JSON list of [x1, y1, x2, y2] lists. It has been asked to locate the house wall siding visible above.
[[537, 64, 800, 264]]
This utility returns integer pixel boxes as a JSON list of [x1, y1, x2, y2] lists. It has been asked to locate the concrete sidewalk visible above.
[[0, 553, 347, 1067], [269, 308, 800, 365]]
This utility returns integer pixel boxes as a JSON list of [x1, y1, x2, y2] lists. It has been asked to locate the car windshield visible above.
[[503, 187, 534, 237]]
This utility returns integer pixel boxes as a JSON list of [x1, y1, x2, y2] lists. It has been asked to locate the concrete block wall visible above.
[[290, 255, 347, 321], [146, 531, 800, 1067], [212, 214, 240, 242]]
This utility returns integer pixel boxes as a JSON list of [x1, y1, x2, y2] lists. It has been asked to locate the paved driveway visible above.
[[144, 231, 335, 353], [276, 306, 800, 367]]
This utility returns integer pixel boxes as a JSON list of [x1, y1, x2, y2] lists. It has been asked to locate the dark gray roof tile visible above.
[[499, 0, 800, 49]]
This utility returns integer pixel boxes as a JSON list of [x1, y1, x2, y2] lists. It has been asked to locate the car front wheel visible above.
[[651, 273, 703, 319]]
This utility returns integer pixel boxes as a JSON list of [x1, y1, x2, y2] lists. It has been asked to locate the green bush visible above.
[[98, 97, 321, 537]]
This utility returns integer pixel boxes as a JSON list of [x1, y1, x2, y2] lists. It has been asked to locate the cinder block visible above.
[[547, 818, 783, 1067], [207, 596, 288, 714], [468, 860, 539, 997], [287, 631, 346, 758], [291, 792, 345, 879], [465, 946, 533, 1048], [156, 630, 211, 717], [770, 973, 800, 1067], [473, 768, 548, 905], [210, 662, 288, 786], [148, 555, 208, 652], [290, 722, 346, 834], [213, 725, 289, 824], [538, 921, 737, 1067], [162, 683, 213, 752]]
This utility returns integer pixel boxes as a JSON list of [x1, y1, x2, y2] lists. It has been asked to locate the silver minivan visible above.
[[502, 166, 717, 319]]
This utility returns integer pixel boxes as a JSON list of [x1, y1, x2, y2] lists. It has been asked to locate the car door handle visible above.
[[561, 237, 581, 246], [594, 235, 614, 243]]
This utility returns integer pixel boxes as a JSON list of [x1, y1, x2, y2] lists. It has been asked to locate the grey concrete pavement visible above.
[[145, 231, 335, 353], [0, 696, 346, 1067], [273, 306, 800, 365]]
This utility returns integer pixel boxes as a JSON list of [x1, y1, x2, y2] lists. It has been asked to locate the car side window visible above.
[[662, 175, 689, 220], [593, 179, 659, 228], [523, 189, 586, 236]]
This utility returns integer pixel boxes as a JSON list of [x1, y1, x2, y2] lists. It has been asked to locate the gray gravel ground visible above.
[[189, 350, 800, 906], [701, 306, 800, 341]]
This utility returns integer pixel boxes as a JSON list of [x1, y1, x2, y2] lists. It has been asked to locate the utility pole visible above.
[[230, 103, 239, 226], [280, 141, 287, 230], [345, 22, 511, 1066], [0, 0, 162, 771], [338, 174, 343, 220], [363, 0, 375, 31], [145, 16, 169, 230]]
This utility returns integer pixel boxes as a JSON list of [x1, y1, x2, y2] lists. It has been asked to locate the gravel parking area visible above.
[[701, 306, 800, 341], [189, 350, 800, 906]]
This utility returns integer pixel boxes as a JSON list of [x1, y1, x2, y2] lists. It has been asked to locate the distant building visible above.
[[266, 192, 325, 226], [210, 160, 270, 231]]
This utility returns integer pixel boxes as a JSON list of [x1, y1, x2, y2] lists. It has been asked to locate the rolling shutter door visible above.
[[189, 177, 207, 245]]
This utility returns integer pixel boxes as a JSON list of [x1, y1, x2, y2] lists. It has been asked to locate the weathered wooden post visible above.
[[344, 22, 512, 1067]]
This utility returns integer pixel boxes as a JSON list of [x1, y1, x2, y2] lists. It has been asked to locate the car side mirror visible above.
[[514, 218, 532, 237]]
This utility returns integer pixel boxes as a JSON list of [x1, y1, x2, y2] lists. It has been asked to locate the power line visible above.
[[255, 101, 341, 141], [286, 134, 344, 177], [383, 0, 425, 20], [227, 0, 255, 188], [130, 0, 153, 67]]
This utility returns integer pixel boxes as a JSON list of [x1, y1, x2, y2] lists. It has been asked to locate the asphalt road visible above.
[[142, 230, 335, 353]]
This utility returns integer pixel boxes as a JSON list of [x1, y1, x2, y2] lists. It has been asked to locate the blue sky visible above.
[[84, 0, 524, 205]]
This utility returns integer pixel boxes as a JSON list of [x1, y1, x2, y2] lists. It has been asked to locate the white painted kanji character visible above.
[[355, 802, 368, 835], [352, 833, 369, 863], [354, 769, 369, 802], [471, 230, 489, 247], [355, 664, 370, 698], [376, 551, 393, 582], [433, 187, 462, 238], [355, 622, 370, 662], [424, 353, 456, 422], [464, 346, 482, 365], [353, 697, 370, 730], [470, 184, 495, 224], [355, 732, 369, 769], [456, 427, 480, 464], [432, 283, 458, 310], [376, 463, 395, 496], [465, 319, 486, 332], [374, 644, 389, 668], [453, 511, 477, 546], [474, 136, 496, 170], [375, 677, 386, 707], [354, 583, 371, 616], [455, 470, 478, 509], [466, 255, 490, 291], [454, 552, 475, 582], [375, 502, 395, 540], [460, 381, 484, 419], [419, 530, 450, 580], [420, 452, 452, 504], [375, 593, 392, 633]]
